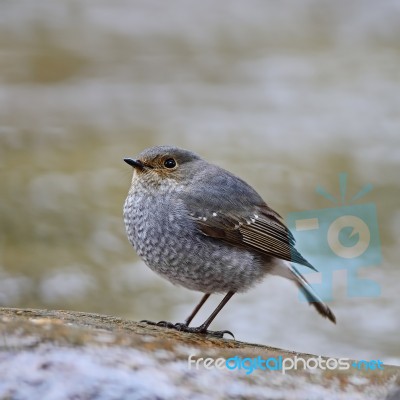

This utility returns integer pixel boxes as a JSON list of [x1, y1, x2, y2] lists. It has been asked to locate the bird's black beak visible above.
[[124, 158, 145, 170]]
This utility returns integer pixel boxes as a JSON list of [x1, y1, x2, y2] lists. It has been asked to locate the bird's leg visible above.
[[182, 291, 236, 338], [140, 293, 210, 330], [141, 292, 236, 339], [184, 293, 211, 326]]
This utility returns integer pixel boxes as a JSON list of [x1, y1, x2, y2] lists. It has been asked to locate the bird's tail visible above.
[[270, 261, 336, 324]]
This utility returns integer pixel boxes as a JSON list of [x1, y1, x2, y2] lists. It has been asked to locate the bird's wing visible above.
[[182, 166, 317, 271]]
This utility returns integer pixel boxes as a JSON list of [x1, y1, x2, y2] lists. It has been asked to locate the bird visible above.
[[123, 145, 336, 338]]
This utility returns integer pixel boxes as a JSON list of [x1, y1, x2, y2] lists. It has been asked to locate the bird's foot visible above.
[[179, 324, 235, 339], [140, 320, 177, 329], [140, 320, 234, 339]]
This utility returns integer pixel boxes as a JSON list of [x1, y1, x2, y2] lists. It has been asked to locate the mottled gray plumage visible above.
[[123, 145, 336, 336]]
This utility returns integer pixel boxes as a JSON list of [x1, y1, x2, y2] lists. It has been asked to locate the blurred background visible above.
[[1, 0, 399, 364]]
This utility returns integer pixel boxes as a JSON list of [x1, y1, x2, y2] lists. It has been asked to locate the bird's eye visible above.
[[164, 158, 176, 169]]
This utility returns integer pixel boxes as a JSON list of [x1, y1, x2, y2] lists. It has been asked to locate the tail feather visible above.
[[270, 262, 336, 324]]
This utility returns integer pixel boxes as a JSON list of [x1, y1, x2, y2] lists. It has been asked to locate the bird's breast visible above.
[[124, 191, 192, 262]]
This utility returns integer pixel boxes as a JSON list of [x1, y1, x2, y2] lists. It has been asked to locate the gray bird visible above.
[[123, 145, 336, 338]]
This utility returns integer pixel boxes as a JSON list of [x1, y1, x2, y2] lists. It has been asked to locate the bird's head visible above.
[[124, 145, 203, 191]]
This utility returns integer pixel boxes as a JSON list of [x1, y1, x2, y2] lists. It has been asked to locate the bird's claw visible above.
[[140, 320, 235, 339], [182, 326, 235, 339]]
